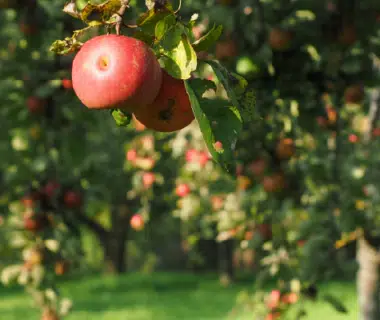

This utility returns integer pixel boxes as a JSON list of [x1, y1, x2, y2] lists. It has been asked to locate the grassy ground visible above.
[[0, 272, 357, 320]]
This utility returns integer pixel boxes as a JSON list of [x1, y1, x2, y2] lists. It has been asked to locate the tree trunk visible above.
[[357, 235, 380, 320], [103, 232, 128, 273], [218, 239, 234, 284], [101, 204, 130, 274]]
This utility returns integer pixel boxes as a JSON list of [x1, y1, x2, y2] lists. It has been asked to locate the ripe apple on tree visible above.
[[133, 71, 194, 132], [130, 214, 144, 231], [72, 34, 162, 112]]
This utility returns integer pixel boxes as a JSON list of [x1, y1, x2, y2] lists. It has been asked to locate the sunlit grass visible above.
[[0, 272, 357, 320]]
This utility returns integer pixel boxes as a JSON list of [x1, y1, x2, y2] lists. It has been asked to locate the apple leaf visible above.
[[49, 37, 83, 55], [193, 24, 223, 52], [80, 0, 121, 25], [137, 6, 174, 36], [160, 33, 197, 79], [111, 109, 132, 127], [155, 15, 176, 41], [49, 26, 93, 55], [205, 60, 256, 122], [184, 79, 242, 173]]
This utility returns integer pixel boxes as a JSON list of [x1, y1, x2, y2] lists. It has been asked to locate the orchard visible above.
[[0, 0, 380, 320]]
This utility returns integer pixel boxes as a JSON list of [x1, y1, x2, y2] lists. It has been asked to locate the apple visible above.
[[130, 214, 144, 231], [142, 172, 155, 188], [55, 260, 70, 276], [23, 211, 48, 232], [126, 149, 137, 162], [373, 128, 380, 137], [185, 149, 198, 163], [72, 34, 162, 111], [27, 96, 45, 114], [282, 292, 298, 304], [265, 312, 281, 320], [176, 184, 191, 197], [348, 134, 359, 143], [42, 180, 60, 198], [248, 158, 267, 178], [338, 24, 357, 46], [215, 39, 238, 60], [62, 78, 73, 89], [269, 28, 293, 51], [276, 138, 295, 160], [262, 173, 285, 193], [257, 223, 272, 240], [211, 196, 224, 211], [19, 22, 38, 36], [41, 308, 59, 320], [344, 84, 364, 104], [266, 289, 281, 309], [63, 190, 82, 209], [198, 151, 210, 167]]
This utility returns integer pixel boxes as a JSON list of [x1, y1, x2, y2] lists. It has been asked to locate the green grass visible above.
[[0, 272, 358, 320]]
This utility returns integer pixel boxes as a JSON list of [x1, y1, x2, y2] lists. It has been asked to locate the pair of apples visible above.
[[72, 34, 194, 132]]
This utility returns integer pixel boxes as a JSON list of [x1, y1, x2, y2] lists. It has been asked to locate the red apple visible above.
[[267, 290, 281, 309], [185, 149, 198, 163], [27, 96, 45, 114], [142, 172, 155, 188], [130, 214, 144, 231], [348, 134, 359, 143], [248, 158, 267, 178], [126, 149, 137, 162], [62, 78, 73, 89], [42, 181, 60, 198], [211, 196, 224, 211], [198, 151, 210, 167], [176, 184, 191, 197], [64, 190, 82, 209], [72, 34, 162, 111]]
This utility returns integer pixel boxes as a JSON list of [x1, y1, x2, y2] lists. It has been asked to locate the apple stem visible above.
[[174, 0, 182, 13], [115, 0, 131, 35]]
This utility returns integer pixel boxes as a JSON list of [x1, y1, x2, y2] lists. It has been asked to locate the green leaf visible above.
[[193, 24, 223, 52], [80, 0, 121, 24], [322, 294, 348, 314], [49, 38, 83, 55], [184, 79, 242, 173], [205, 60, 255, 121], [111, 109, 132, 127], [137, 7, 173, 36], [155, 15, 176, 41], [161, 33, 197, 79]]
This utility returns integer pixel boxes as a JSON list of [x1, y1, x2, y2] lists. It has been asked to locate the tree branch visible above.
[[75, 211, 108, 238]]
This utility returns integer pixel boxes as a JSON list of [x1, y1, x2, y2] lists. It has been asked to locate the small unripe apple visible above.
[[175, 184, 191, 197], [130, 214, 144, 231], [72, 34, 162, 111], [142, 172, 155, 188]]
